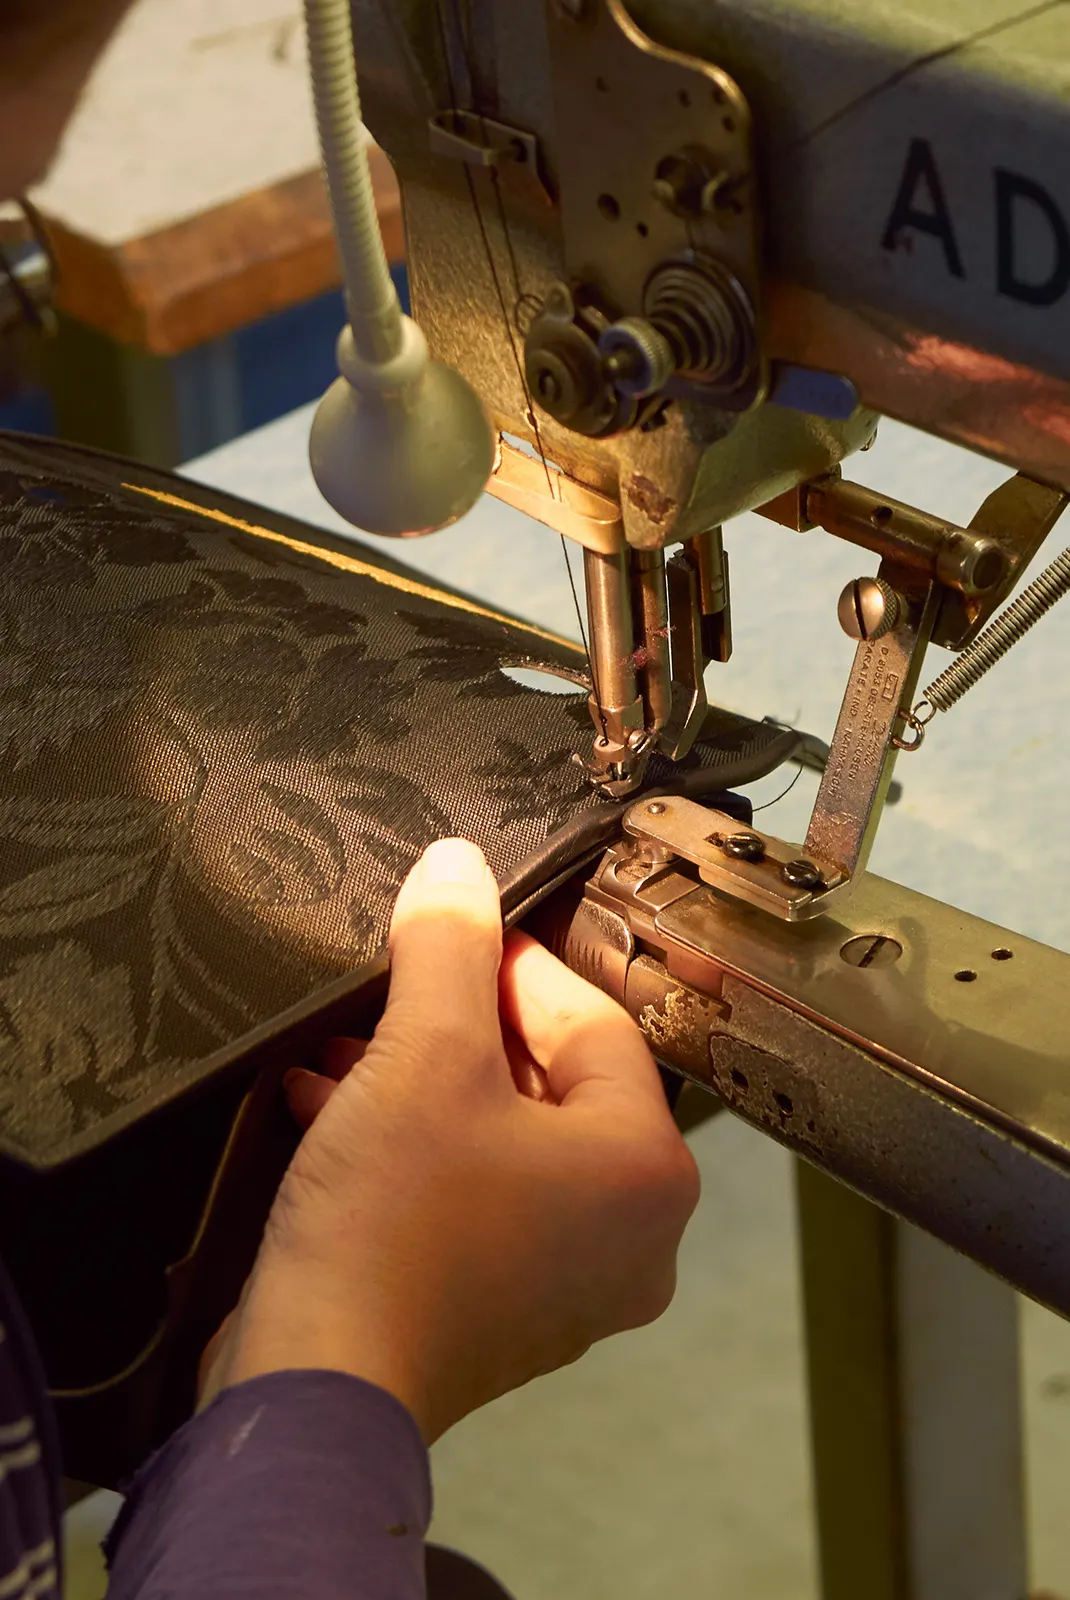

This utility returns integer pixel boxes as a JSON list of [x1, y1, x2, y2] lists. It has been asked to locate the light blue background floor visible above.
[[66, 408, 1070, 1596]]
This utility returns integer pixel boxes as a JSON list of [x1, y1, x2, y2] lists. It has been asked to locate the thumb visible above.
[[385, 838, 504, 1049]]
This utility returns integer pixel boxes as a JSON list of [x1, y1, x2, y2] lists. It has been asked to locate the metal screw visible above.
[[840, 933, 903, 968], [837, 576, 902, 642], [720, 830, 764, 863], [781, 858, 823, 890], [646, 801, 666, 815]]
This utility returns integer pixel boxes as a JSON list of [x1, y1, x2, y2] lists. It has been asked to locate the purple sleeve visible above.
[[103, 1371, 431, 1599]]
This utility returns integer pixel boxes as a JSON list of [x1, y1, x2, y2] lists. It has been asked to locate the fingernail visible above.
[[416, 838, 488, 886]]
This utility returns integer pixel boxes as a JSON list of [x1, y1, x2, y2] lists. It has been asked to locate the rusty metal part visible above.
[[627, 954, 730, 1078], [803, 566, 937, 881], [623, 792, 846, 920], [763, 469, 1068, 653], [533, 844, 1070, 1320], [687, 525, 732, 662], [630, 548, 673, 734], [662, 546, 709, 758], [583, 545, 646, 785]]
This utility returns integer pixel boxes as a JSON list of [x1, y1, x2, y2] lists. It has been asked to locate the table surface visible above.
[[33, 0, 317, 246], [29, 0, 402, 356], [185, 409, 1070, 954]]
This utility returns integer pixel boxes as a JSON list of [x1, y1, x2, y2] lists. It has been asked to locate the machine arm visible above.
[[530, 837, 1070, 1320]]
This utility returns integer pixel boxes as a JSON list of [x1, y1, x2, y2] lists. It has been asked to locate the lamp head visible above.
[[309, 318, 496, 537]]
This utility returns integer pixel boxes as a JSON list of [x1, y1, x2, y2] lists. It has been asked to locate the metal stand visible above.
[[796, 1160, 1028, 1600]]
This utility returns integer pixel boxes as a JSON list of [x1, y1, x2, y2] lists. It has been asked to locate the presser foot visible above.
[[573, 727, 653, 798]]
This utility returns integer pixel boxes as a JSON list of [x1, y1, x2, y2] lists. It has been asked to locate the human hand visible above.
[[206, 838, 700, 1442]]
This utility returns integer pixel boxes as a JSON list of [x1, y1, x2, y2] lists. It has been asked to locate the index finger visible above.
[[498, 929, 667, 1111]]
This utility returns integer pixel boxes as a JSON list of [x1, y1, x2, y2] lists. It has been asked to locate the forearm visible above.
[[104, 1371, 431, 1599]]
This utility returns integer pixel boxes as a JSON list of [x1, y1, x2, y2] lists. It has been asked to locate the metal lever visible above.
[[662, 548, 709, 760], [622, 561, 936, 916], [804, 565, 938, 881]]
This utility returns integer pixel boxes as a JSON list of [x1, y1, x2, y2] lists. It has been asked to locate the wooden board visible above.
[[28, 0, 404, 355], [43, 152, 402, 357]]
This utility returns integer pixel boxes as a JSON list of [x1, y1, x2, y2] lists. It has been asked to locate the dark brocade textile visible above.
[[0, 433, 794, 1174], [0, 433, 799, 1486]]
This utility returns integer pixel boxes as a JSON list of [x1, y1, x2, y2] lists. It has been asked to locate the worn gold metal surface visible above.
[[803, 568, 937, 880], [623, 794, 846, 919], [536, 841, 1070, 1316], [545, 0, 765, 399], [654, 873, 1070, 1157], [762, 469, 1070, 651], [487, 437, 626, 553]]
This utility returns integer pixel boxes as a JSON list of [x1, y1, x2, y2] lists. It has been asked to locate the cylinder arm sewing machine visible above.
[[2, 0, 1069, 1585], [342, 0, 1070, 1292], [318, 8, 1070, 1588]]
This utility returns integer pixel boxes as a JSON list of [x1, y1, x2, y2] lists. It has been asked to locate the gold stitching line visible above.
[[123, 484, 580, 653]]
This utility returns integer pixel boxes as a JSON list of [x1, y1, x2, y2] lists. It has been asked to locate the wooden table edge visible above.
[[40, 150, 403, 358]]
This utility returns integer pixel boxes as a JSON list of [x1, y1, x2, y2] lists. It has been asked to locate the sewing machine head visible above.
[[341, 0, 1070, 914]]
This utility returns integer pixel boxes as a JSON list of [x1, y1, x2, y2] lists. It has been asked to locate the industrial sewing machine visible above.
[[0, 0, 1067, 1582], [324, 0, 1070, 1294], [299, 8, 1070, 1588]]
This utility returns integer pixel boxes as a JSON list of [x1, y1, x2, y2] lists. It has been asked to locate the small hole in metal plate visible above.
[[731, 1068, 749, 1090], [595, 75, 609, 92], [774, 1092, 794, 1116], [678, 89, 691, 108], [597, 192, 621, 221], [871, 504, 894, 526], [722, 114, 736, 133], [636, 220, 648, 237], [991, 947, 1014, 961], [711, 84, 727, 105], [955, 968, 978, 983]]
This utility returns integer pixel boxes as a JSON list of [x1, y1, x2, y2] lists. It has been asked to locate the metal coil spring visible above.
[[920, 543, 1070, 717]]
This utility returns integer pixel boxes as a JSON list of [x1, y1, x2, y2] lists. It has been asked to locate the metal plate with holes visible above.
[[655, 872, 1070, 1162], [546, 0, 766, 408]]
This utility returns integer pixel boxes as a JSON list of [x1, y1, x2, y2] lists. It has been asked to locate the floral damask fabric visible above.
[[0, 435, 790, 1169]]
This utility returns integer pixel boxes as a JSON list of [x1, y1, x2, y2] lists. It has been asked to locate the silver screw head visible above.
[[837, 576, 901, 642], [646, 800, 667, 816]]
